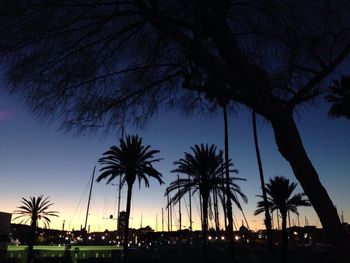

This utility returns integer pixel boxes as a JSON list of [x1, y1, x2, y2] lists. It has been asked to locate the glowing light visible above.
[[234, 235, 240, 241]]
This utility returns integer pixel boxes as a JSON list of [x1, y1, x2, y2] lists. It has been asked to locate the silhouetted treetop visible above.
[[1, 1, 350, 133], [326, 76, 350, 119]]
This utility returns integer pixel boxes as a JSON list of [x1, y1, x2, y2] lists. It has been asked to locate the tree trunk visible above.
[[26, 219, 36, 263], [123, 184, 133, 263], [281, 211, 289, 262], [271, 112, 350, 262], [202, 195, 209, 253], [281, 211, 288, 251], [252, 110, 274, 252], [223, 105, 235, 259]]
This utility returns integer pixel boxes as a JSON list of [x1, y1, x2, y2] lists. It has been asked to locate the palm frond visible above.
[[97, 134, 163, 193], [13, 195, 58, 228]]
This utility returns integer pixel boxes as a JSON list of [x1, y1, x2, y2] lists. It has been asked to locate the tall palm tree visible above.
[[222, 104, 236, 256], [203, 75, 237, 256], [326, 76, 350, 119], [252, 110, 274, 251], [165, 144, 247, 252], [96, 135, 163, 262], [13, 195, 58, 263], [255, 176, 311, 254]]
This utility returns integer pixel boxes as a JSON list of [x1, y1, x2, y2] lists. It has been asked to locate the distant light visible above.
[[234, 235, 240, 241], [102, 236, 105, 240], [208, 236, 212, 240], [88, 236, 92, 240], [65, 237, 69, 240], [221, 236, 225, 240], [293, 231, 298, 236], [304, 233, 308, 239]]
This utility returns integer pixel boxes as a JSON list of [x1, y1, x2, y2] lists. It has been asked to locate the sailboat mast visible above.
[[189, 174, 192, 231], [170, 196, 173, 231], [84, 166, 96, 231], [117, 176, 122, 232], [162, 208, 164, 232], [178, 174, 182, 231], [167, 194, 170, 231]]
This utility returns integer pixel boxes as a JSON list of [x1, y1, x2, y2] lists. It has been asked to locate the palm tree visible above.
[[203, 76, 237, 256], [13, 195, 58, 263], [222, 104, 236, 257], [326, 76, 350, 119], [252, 110, 274, 251], [255, 176, 311, 254], [165, 144, 247, 252], [96, 135, 163, 262]]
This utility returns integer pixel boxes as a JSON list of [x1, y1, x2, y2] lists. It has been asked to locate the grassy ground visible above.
[[7, 245, 123, 251]]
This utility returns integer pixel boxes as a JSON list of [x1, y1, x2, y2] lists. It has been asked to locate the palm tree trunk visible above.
[[202, 195, 209, 253], [213, 188, 220, 232], [223, 105, 235, 258], [281, 211, 288, 261], [252, 110, 274, 252], [27, 219, 36, 263], [271, 112, 350, 262], [220, 155, 228, 229], [123, 184, 133, 263]]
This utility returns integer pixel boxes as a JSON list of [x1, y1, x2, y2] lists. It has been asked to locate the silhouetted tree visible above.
[[13, 195, 58, 263], [202, 74, 237, 257], [326, 76, 350, 119], [255, 176, 310, 256], [165, 144, 247, 252], [252, 110, 274, 251], [222, 104, 236, 258], [97, 135, 163, 262], [1, 2, 350, 260]]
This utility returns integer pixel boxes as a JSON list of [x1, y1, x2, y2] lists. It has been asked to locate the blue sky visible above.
[[0, 86, 349, 232]]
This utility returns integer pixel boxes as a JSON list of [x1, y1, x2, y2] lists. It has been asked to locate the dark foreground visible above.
[[1, 244, 337, 263]]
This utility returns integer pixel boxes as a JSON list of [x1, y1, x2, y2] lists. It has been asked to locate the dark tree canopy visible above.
[[1, 1, 350, 133], [326, 76, 350, 119]]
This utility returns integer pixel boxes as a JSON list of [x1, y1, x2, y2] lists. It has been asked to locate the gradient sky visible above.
[[1, 86, 349, 232]]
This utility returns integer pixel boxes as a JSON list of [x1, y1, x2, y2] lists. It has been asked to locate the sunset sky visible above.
[[1, 87, 349, 232]]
